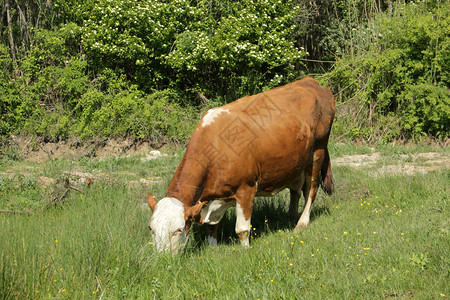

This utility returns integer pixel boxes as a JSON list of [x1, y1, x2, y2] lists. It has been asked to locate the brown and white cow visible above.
[[147, 77, 335, 252]]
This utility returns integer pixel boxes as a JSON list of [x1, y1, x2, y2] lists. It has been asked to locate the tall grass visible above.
[[1, 144, 449, 299]]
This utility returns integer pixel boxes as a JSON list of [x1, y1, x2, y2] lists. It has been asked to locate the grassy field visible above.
[[0, 142, 448, 299]]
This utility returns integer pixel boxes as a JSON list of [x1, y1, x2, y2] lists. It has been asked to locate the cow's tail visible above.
[[321, 148, 334, 195]]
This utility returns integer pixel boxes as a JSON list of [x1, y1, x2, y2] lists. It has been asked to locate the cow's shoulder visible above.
[[199, 107, 231, 128]]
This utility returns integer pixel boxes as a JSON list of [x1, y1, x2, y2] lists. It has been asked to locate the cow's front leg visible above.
[[235, 184, 256, 247], [207, 224, 218, 246], [235, 201, 251, 247]]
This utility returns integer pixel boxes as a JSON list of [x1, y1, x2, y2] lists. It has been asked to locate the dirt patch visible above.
[[333, 153, 381, 168], [7, 136, 158, 162], [36, 176, 57, 187], [333, 151, 450, 176]]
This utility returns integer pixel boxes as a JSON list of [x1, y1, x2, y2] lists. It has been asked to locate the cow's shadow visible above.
[[188, 193, 330, 251]]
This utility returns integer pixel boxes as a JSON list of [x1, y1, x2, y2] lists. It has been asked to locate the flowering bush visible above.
[[80, 0, 306, 99], [166, 0, 306, 98], [81, 0, 204, 90]]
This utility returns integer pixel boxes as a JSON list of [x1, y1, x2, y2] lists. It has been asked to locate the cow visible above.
[[147, 77, 335, 253]]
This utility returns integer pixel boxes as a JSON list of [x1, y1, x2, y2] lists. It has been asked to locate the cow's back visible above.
[[230, 78, 334, 191]]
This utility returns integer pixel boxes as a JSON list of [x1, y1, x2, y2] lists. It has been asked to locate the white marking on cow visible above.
[[235, 202, 251, 247], [295, 175, 313, 231], [149, 197, 187, 253], [201, 108, 230, 127], [201, 199, 235, 225], [296, 197, 312, 229]]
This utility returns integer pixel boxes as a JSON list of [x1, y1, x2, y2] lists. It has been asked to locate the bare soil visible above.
[[7, 135, 157, 162], [333, 151, 449, 176]]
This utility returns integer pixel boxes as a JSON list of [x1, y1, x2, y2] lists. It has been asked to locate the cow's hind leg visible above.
[[288, 189, 300, 220], [235, 184, 257, 247], [288, 173, 305, 220], [294, 149, 325, 232]]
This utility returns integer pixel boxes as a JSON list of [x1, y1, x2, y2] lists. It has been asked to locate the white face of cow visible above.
[[148, 197, 188, 253]]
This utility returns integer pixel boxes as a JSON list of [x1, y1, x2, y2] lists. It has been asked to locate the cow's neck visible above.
[[165, 158, 205, 207]]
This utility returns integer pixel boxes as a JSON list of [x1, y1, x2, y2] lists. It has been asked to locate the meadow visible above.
[[0, 142, 448, 299]]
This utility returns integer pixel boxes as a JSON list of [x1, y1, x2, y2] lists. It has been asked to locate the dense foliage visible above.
[[0, 0, 448, 142], [324, 0, 449, 140]]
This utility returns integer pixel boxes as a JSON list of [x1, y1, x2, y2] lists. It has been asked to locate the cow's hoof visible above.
[[293, 223, 308, 232]]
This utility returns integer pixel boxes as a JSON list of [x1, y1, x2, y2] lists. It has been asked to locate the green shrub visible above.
[[73, 73, 198, 142], [398, 83, 450, 138], [2, 0, 448, 143], [0, 45, 20, 136], [326, 1, 449, 140], [20, 24, 87, 109]]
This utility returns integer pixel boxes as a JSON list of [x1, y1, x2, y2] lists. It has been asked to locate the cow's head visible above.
[[147, 193, 204, 253]]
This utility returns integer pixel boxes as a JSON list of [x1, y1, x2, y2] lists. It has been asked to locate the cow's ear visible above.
[[184, 201, 205, 221], [147, 193, 157, 211]]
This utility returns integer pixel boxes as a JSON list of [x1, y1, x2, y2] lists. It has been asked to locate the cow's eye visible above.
[[173, 229, 183, 236]]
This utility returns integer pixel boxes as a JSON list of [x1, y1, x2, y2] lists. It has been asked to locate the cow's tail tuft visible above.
[[321, 148, 334, 195]]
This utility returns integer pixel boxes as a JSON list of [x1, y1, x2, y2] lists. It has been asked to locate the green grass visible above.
[[0, 144, 449, 299]]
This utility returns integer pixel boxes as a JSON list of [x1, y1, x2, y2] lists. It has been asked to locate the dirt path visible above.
[[333, 151, 449, 176]]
